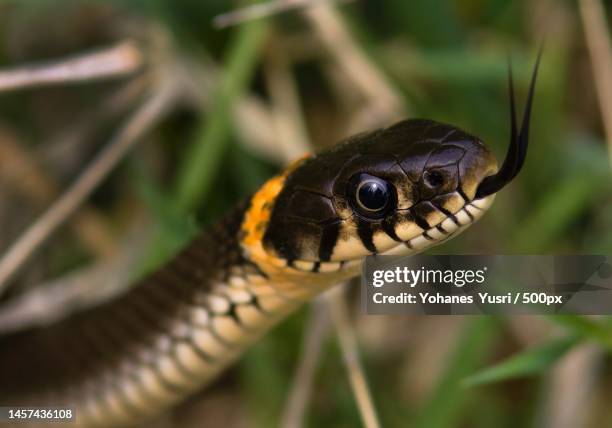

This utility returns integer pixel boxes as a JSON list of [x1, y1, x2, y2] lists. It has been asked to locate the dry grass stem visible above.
[[541, 344, 602, 428], [0, 222, 150, 332], [0, 126, 117, 258], [0, 77, 180, 294], [578, 0, 612, 165], [327, 287, 381, 428], [213, 0, 352, 29], [508, 317, 551, 347], [179, 58, 286, 164], [0, 41, 142, 92], [234, 96, 285, 162], [264, 40, 311, 162], [281, 299, 331, 428], [399, 318, 467, 403], [41, 76, 149, 168], [304, 4, 406, 131]]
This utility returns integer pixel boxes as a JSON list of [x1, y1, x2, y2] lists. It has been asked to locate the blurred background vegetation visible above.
[[0, 0, 611, 427]]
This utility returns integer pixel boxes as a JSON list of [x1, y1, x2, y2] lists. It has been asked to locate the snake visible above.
[[0, 57, 540, 427]]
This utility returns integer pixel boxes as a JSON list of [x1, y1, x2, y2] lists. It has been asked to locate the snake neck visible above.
[[239, 158, 360, 300], [0, 198, 312, 427]]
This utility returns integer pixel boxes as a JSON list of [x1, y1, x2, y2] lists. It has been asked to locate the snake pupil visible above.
[[424, 170, 444, 188], [353, 175, 392, 216]]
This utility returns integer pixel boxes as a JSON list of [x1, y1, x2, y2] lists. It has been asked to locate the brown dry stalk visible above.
[[0, 126, 116, 258], [213, 0, 353, 29], [541, 344, 602, 428], [0, 77, 180, 294], [0, 41, 142, 92], [281, 300, 331, 428], [304, 3, 405, 130], [327, 287, 381, 428], [41, 76, 149, 168], [578, 0, 612, 165], [0, 221, 150, 333], [263, 39, 311, 162]]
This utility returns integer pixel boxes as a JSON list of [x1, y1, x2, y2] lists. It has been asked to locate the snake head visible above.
[[253, 121, 496, 274], [245, 56, 540, 276]]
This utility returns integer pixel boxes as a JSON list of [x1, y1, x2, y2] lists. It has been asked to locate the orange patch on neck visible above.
[[241, 154, 311, 249], [240, 154, 357, 297]]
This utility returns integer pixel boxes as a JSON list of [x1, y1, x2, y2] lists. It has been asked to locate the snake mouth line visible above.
[[286, 194, 495, 274]]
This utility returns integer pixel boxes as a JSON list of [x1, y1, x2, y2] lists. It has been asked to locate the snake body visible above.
[[0, 54, 540, 427]]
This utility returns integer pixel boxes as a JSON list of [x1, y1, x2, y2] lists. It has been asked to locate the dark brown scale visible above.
[[409, 208, 432, 230], [422, 232, 434, 241], [318, 221, 341, 262], [356, 220, 377, 253], [412, 201, 442, 228], [381, 216, 402, 242]]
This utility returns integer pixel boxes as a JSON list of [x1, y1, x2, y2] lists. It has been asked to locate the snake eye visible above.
[[423, 170, 445, 188], [349, 174, 395, 218]]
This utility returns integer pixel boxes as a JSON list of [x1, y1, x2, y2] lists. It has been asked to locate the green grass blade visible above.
[[511, 144, 612, 252], [129, 160, 198, 274], [134, 19, 268, 274], [174, 19, 268, 212], [546, 315, 612, 350], [512, 172, 607, 252], [414, 318, 499, 428], [462, 335, 579, 388]]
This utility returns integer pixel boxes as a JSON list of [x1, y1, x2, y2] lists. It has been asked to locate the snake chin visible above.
[[380, 194, 495, 257], [285, 194, 495, 275]]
